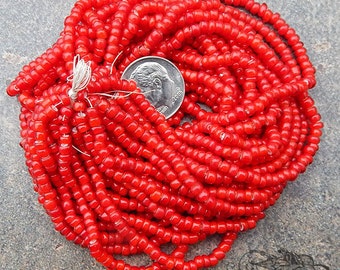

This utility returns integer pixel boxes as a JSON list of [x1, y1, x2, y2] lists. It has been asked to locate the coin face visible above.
[[122, 56, 185, 119]]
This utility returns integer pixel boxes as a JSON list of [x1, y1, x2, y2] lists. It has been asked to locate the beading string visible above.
[[7, 0, 322, 269]]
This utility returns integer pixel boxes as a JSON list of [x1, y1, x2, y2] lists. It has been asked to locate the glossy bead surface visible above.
[[7, 0, 322, 269]]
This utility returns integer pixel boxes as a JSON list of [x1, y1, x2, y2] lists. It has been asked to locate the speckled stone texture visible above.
[[0, 1, 339, 269]]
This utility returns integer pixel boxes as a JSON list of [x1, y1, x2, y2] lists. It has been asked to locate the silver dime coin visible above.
[[122, 56, 185, 119]]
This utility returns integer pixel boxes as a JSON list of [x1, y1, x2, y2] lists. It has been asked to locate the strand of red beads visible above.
[[7, 0, 322, 269]]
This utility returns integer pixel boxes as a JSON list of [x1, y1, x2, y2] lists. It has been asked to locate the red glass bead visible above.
[[6, 0, 322, 269]]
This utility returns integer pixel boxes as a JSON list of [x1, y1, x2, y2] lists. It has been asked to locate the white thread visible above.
[[67, 55, 92, 100], [89, 89, 155, 99], [85, 96, 93, 108], [51, 101, 62, 111], [110, 51, 123, 75], [72, 145, 90, 157]]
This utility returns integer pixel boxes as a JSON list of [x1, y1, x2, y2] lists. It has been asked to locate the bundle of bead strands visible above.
[[7, 0, 323, 269]]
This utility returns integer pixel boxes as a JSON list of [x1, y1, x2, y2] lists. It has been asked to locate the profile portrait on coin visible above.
[[129, 62, 176, 113]]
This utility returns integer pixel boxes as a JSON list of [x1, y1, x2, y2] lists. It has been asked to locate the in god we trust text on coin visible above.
[[122, 56, 185, 119]]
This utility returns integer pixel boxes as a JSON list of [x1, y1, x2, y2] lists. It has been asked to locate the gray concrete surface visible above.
[[0, 0, 339, 269]]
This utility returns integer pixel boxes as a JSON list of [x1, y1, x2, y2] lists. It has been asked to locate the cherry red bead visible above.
[[6, 0, 322, 269]]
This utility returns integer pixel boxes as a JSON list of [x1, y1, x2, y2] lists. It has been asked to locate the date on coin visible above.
[[122, 56, 185, 119]]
